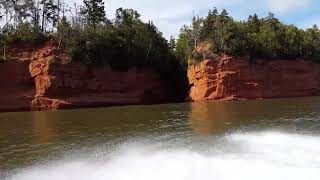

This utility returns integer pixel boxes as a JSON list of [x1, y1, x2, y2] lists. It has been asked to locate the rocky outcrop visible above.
[[3, 40, 319, 112], [187, 54, 320, 101], [0, 41, 178, 112], [29, 61, 170, 111]]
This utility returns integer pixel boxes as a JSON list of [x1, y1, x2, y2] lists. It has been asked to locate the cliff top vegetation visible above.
[[0, 0, 181, 76], [176, 8, 320, 64], [2, 2, 320, 69]]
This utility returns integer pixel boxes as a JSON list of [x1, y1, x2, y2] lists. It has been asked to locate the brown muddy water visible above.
[[1, 97, 320, 180]]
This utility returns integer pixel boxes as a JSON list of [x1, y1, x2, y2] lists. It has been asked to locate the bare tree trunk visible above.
[[71, 3, 79, 27], [42, 2, 46, 32], [57, 0, 61, 23], [5, 10, 8, 23], [0, 14, 16, 32]]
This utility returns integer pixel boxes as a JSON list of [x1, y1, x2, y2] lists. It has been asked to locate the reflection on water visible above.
[[189, 102, 231, 135], [189, 98, 320, 135], [32, 112, 58, 144], [1, 97, 320, 179]]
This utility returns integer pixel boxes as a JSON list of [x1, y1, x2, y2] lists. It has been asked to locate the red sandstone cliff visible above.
[[187, 52, 320, 102], [3, 41, 319, 112], [0, 41, 176, 112]]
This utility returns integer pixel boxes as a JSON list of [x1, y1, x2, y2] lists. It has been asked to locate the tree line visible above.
[[0, 0, 180, 77], [176, 8, 320, 64]]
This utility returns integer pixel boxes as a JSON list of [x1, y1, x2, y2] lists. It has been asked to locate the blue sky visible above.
[[71, 0, 320, 39]]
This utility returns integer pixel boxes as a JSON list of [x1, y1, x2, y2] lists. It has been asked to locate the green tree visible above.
[[303, 25, 320, 60], [57, 16, 72, 49], [201, 7, 218, 41], [176, 30, 191, 66], [189, 16, 202, 48], [168, 36, 176, 52], [42, 0, 60, 32], [81, 0, 106, 28], [177, 8, 320, 64], [227, 22, 249, 56], [0, 0, 35, 29], [247, 14, 261, 61], [215, 9, 233, 52], [247, 14, 260, 33], [277, 25, 303, 58]]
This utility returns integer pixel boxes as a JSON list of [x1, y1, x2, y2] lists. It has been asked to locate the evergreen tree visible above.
[[201, 7, 218, 41], [189, 16, 202, 48], [81, 0, 106, 28], [303, 25, 320, 60], [247, 14, 260, 33], [176, 30, 191, 65], [168, 36, 176, 52], [40, 0, 60, 32], [177, 8, 320, 64]]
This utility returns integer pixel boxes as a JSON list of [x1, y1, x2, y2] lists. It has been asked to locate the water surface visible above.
[[1, 97, 320, 180]]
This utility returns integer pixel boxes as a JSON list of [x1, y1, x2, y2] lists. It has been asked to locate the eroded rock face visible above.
[[29, 44, 171, 111], [30, 61, 169, 111], [0, 41, 175, 112], [187, 55, 320, 102]]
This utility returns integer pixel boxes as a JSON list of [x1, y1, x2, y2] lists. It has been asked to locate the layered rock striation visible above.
[[0, 41, 179, 112], [187, 54, 320, 102], [2, 41, 320, 112]]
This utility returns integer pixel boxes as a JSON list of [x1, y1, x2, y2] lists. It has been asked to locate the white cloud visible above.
[[265, 0, 311, 13]]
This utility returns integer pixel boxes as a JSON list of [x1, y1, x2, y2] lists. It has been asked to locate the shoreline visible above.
[[1, 95, 319, 113]]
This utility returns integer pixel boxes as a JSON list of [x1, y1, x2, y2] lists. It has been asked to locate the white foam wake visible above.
[[9, 132, 320, 180]]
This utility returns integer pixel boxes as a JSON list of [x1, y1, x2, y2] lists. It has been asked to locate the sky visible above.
[[69, 0, 320, 39]]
